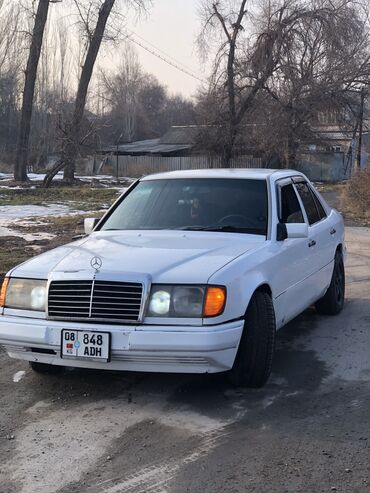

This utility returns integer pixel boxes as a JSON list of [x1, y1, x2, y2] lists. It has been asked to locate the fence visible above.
[[100, 154, 263, 177], [295, 152, 348, 181]]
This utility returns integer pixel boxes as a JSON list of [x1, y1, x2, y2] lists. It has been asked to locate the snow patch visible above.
[[0, 204, 76, 241], [0, 172, 64, 182], [13, 371, 26, 383], [0, 204, 71, 220]]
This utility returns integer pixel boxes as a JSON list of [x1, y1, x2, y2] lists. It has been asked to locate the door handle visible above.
[[330, 228, 336, 235], [308, 240, 316, 248]]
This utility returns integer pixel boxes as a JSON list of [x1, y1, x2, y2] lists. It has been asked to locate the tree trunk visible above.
[[222, 124, 236, 167], [62, 0, 115, 183], [286, 130, 298, 169], [14, 0, 50, 182], [212, 1, 247, 168]]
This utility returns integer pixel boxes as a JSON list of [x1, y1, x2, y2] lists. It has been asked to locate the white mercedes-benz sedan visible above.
[[0, 169, 345, 387]]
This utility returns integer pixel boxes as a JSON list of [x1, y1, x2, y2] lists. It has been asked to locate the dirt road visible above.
[[1, 226, 369, 493]]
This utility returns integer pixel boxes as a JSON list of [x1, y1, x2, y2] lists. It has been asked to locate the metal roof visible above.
[[140, 168, 303, 181], [160, 126, 199, 145], [102, 138, 193, 155]]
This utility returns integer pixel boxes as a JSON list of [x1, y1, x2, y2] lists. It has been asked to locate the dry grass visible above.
[[0, 212, 104, 279], [0, 186, 120, 210], [341, 168, 370, 225]]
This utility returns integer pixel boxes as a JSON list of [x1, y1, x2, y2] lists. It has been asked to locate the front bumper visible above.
[[0, 316, 244, 374]]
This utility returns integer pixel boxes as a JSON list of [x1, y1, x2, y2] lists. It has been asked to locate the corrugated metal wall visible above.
[[295, 152, 348, 181], [102, 155, 263, 177]]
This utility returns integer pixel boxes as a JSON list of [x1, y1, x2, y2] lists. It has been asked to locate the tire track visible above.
[[98, 428, 231, 493]]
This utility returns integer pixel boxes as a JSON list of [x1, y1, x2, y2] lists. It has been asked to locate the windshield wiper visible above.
[[178, 225, 258, 234]]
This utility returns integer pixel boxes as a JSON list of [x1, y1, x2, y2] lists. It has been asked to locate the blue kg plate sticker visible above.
[[74, 340, 81, 349]]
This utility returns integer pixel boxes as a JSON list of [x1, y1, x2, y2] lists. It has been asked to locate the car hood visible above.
[[10, 231, 265, 283]]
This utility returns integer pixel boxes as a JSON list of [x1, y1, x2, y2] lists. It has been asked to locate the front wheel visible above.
[[315, 251, 345, 315], [228, 291, 276, 388]]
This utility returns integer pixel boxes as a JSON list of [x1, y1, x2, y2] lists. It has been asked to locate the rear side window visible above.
[[310, 189, 327, 220], [280, 184, 304, 223], [295, 182, 320, 225]]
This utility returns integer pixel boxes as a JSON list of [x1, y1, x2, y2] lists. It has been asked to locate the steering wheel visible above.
[[218, 214, 252, 228]]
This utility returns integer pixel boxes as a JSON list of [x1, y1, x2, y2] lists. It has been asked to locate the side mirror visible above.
[[286, 223, 308, 239], [277, 222, 308, 240], [84, 218, 99, 235]]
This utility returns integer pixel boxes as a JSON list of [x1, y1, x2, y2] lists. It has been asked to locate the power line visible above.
[[129, 30, 198, 76], [123, 32, 205, 84]]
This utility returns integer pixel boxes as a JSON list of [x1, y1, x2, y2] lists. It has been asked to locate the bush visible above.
[[341, 167, 370, 220]]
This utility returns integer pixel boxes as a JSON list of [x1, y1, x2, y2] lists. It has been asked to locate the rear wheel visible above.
[[315, 251, 345, 315], [29, 361, 63, 374], [229, 291, 276, 388]]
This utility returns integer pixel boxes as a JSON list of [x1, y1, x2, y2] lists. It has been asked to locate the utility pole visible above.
[[356, 86, 365, 171], [116, 130, 124, 182]]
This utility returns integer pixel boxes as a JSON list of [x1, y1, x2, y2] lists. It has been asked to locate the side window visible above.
[[280, 184, 304, 223], [295, 182, 320, 225], [310, 189, 327, 220]]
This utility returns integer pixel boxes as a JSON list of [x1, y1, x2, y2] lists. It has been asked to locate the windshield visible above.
[[100, 178, 268, 235]]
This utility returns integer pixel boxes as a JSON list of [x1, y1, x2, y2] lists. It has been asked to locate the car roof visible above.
[[140, 168, 306, 181]]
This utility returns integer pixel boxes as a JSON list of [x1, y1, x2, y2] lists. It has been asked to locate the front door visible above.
[[272, 180, 317, 326]]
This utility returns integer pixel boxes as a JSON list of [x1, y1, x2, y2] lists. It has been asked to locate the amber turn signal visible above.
[[203, 286, 226, 317], [0, 277, 9, 307]]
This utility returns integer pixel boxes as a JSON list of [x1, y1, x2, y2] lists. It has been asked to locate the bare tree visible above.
[[100, 46, 197, 144], [198, 0, 370, 166], [261, 0, 370, 167], [43, 0, 116, 186], [14, 0, 54, 182], [57, 17, 71, 104], [199, 0, 283, 165], [0, 2, 21, 75], [101, 43, 143, 142], [44, 0, 149, 186], [0, 2, 22, 159]]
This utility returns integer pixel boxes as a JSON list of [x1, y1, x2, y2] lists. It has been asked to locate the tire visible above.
[[29, 361, 63, 374], [315, 251, 345, 315], [228, 291, 276, 388]]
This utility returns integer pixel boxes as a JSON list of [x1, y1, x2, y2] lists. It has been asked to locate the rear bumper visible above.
[[0, 316, 244, 374]]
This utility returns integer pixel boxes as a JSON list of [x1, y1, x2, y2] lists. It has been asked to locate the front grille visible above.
[[48, 280, 143, 323]]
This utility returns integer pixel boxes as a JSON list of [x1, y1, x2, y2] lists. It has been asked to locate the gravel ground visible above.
[[0, 226, 369, 493]]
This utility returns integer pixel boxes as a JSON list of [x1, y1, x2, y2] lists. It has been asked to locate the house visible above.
[[99, 126, 262, 177], [98, 116, 369, 181], [101, 126, 199, 157]]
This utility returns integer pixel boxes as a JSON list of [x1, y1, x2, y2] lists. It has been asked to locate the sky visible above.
[[122, 0, 205, 99], [39, 0, 207, 102]]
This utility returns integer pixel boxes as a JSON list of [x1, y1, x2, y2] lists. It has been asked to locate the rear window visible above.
[[310, 188, 327, 220]]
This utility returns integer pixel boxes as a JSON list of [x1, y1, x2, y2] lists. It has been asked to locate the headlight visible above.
[[149, 289, 171, 315], [3, 278, 47, 311], [147, 285, 226, 318]]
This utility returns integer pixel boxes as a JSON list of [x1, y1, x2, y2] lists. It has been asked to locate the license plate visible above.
[[61, 330, 111, 362]]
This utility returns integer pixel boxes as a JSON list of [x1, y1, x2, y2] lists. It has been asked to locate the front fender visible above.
[[204, 266, 274, 326]]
